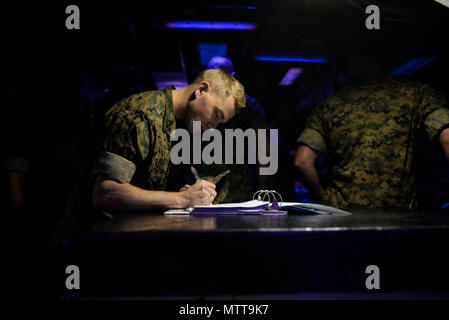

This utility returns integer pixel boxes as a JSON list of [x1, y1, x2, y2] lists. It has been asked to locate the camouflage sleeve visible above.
[[296, 102, 327, 154], [93, 110, 153, 183], [92, 151, 136, 184], [417, 84, 448, 140], [424, 108, 449, 140], [2, 156, 30, 174], [297, 128, 327, 154]]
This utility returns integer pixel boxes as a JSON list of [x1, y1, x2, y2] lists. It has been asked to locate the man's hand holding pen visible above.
[[179, 167, 216, 206], [180, 179, 217, 206]]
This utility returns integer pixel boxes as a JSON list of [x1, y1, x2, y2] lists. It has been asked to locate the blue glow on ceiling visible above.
[[254, 55, 328, 63], [165, 21, 257, 30], [211, 5, 259, 10], [390, 57, 438, 76]]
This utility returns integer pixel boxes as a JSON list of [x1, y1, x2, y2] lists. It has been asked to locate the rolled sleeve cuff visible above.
[[424, 108, 449, 140], [297, 128, 327, 154], [2, 156, 30, 174], [92, 151, 136, 183]]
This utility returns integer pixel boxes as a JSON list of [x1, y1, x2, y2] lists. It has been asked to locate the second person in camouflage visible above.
[[295, 56, 449, 209]]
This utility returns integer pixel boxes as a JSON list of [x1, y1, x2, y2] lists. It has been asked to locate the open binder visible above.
[[164, 190, 351, 216]]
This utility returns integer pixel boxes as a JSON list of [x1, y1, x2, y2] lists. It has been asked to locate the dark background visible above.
[[2, 0, 449, 300]]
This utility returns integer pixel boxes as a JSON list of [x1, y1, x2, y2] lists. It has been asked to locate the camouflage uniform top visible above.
[[297, 77, 449, 209], [52, 86, 177, 243], [92, 85, 176, 191], [195, 94, 267, 203]]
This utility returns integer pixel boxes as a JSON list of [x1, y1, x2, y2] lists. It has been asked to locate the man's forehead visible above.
[[220, 95, 236, 120]]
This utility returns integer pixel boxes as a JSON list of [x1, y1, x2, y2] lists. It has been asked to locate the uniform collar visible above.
[[162, 85, 176, 132]]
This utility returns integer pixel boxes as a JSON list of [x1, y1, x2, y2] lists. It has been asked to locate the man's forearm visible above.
[[93, 178, 187, 212], [7, 172, 26, 216], [294, 145, 325, 200], [440, 128, 449, 161], [297, 163, 325, 200]]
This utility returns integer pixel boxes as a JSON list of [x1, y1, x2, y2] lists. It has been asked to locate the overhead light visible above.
[[165, 21, 257, 30], [254, 55, 328, 63], [211, 5, 259, 10], [434, 0, 449, 9], [390, 56, 438, 76], [279, 68, 304, 86]]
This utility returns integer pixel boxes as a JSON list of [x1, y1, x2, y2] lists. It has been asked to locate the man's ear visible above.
[[197, 81, 210, 95]]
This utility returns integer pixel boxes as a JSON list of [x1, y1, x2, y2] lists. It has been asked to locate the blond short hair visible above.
[[193, 68, 246, 114]]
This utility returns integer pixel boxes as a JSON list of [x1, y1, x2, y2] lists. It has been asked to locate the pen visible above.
[[182, 167, 200, 189], [191, 166, 213, 205], [190, 166, 200, 181]]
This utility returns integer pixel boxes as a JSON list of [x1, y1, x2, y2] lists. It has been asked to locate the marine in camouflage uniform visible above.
[[55, 85, 178, 238], [54, 68, 245, 252], [194, 94, 268, 203], [93, 85, 176, 191], [297, 77, 449, 209]]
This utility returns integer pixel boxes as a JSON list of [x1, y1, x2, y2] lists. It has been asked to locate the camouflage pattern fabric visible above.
[[100, 85, 176, 190], [196, 94, 267, 203], [297, 77, 449, 209], [53, 86, 177, 243]]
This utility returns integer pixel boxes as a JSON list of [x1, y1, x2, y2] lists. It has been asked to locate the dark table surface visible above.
[[63, 209, 449, 298], [92, 209, 449, 233]]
